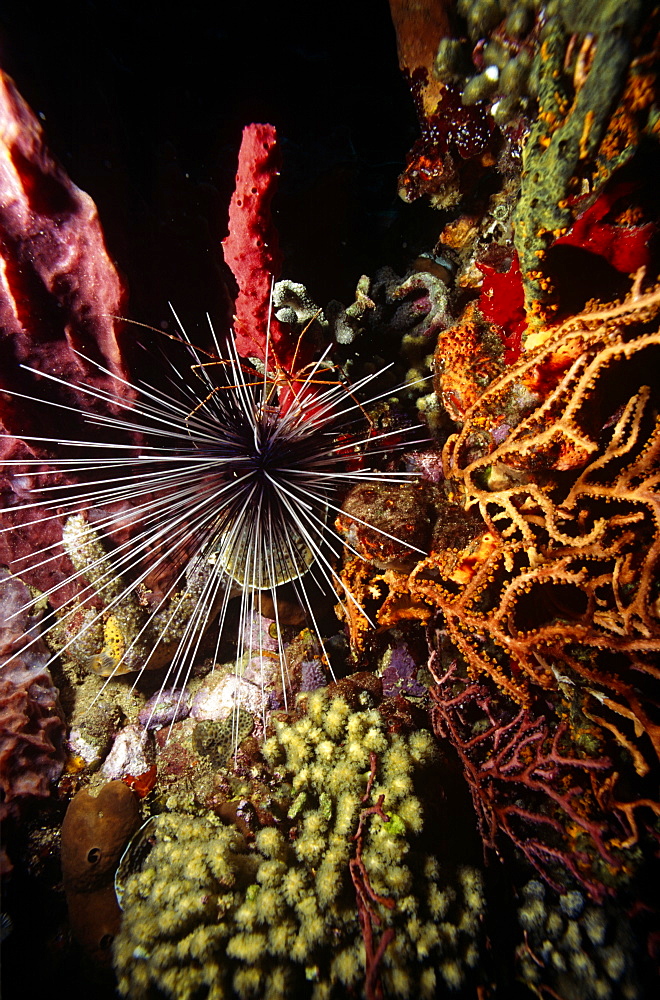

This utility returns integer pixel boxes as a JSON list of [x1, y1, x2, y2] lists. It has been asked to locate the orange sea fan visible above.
[[366, 279, 660, 775]]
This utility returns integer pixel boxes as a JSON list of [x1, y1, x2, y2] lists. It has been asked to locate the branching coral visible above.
[[3, 8, 659, 994], [428, 656, 629, 900], [396, 280, 660, 737], [436, 280, 660, 742]]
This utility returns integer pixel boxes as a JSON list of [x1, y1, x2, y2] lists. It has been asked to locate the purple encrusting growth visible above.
[[381, 644, 426, 698], [300, 658, 327, 692], [490, 422, 512, 445], [241, 611, 280, 653], [266, 690, 283, 710], [404, 449, 445, 484], [138, 689, 191, 730]]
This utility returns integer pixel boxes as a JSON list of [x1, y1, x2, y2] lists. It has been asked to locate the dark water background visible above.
[[0, 0, 419, 340]]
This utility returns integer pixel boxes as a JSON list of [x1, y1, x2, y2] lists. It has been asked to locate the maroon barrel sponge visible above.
[[0, 68, 131, 601], [0, 69, 127, 394]]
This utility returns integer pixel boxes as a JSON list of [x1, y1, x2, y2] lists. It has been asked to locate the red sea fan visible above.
[[428, 653, 625, 901]]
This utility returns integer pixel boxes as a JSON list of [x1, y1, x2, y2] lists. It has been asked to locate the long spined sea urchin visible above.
[[0, 113, 429, 737], [0, 314, 428, 728]]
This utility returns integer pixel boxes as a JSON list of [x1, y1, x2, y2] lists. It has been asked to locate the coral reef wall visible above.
[[1, 2, 660, 998]]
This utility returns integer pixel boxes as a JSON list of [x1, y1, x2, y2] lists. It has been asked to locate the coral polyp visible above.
[[113, 690, 486, 1000]]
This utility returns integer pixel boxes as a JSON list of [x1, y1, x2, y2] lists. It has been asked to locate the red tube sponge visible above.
[[222, 123, 287, 362]]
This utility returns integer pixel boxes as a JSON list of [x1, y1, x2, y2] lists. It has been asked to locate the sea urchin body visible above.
[[1, 321, 426, 723]]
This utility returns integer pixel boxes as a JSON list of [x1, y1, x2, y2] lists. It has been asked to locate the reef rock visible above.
[[0, 570, 66, 872]]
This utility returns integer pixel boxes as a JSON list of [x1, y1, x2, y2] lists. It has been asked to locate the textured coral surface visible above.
[[0, 571, 65, 870]]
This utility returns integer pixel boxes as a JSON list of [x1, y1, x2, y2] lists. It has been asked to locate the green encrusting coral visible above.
[[512, 0, 649, 318], [113, 692, 486, 999], [192, 710, 254, 768]]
